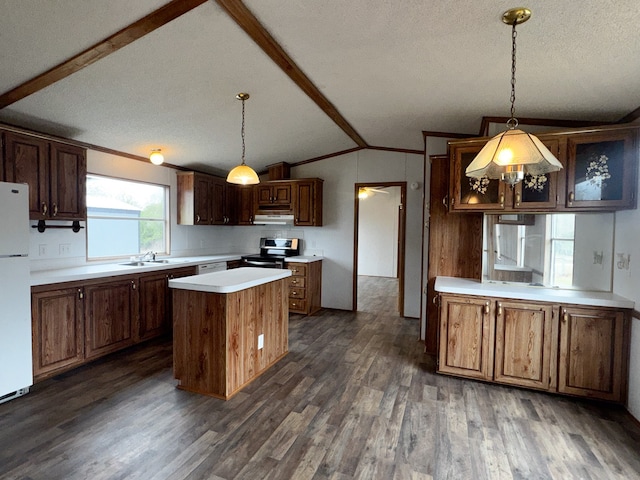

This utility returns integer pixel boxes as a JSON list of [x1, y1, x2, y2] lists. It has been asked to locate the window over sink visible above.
[[86, 174, 169, 260]]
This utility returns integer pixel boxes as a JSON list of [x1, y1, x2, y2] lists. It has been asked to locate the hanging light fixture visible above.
[[466, 8, 562, 186], [227, 92, 260, 185], [149, 149, 164, 166]]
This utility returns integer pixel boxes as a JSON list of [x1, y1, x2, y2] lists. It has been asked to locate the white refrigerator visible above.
[[0, 181, 33, 403]]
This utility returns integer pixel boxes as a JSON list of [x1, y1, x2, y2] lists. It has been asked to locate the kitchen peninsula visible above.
[[169, 267, 291, 400]]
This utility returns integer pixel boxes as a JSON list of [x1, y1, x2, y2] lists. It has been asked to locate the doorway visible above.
[[353, 182, 406, 315]]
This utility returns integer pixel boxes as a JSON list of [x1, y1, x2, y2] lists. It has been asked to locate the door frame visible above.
[[353, 182, 407, 316]]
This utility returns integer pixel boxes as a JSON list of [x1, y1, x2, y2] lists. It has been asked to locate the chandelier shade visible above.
[[227, 92, 260, 185]]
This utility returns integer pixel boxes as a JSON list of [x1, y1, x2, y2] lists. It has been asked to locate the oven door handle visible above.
[[244, 259, 281, 267]]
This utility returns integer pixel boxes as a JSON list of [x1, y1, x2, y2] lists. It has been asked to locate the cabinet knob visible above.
[[515, 193, 521, 207], [499, 193, 505, 208], [52, 203, 58, 216], [568, 192, 574, 204], [78, 288, 84, 300], [41, 202, 48, 215], [442, 195, 448, 208], [497, 303, 502, 315], [131, 280, 137, 290], [484, 302, 490, 314], [292, 291, 297, 296], [196, 214, 201, 223]]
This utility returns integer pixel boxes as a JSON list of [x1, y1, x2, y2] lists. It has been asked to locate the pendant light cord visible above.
[[508, 21, 518, 129], [240, 97, 246, 166]]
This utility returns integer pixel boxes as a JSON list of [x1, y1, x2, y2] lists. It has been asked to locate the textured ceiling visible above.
[[1, 0, 639, 174]]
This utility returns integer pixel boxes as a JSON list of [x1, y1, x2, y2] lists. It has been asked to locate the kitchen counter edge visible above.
[[168, 267, 292, 293], [285, 255, 323, 263], [434, 276, 635, 309], [30, 254, 245, 287]]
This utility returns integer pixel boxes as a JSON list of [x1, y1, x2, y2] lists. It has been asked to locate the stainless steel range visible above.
[[241, 238, 300, 268]]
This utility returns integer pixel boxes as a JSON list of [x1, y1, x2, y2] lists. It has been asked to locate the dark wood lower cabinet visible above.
[[31, 286, 84, 379], [84, 278, 136, 359], [558, 306, 627, 401], [31, 266, 197, 381], [438, 293, 630, 403]]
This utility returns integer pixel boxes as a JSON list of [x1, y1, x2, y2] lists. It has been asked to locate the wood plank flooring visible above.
[[1, 299, 640, 478], [357, 275, 398, 314]]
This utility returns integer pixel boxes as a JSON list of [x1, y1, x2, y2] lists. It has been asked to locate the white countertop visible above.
[[285, 255, 323, 263], [169, 267, 292, 293], [30, 254, 244, 286], [435, 276, 635, 309]]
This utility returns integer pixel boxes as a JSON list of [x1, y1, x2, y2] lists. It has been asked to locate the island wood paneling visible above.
[[172, 277, 289, 399]]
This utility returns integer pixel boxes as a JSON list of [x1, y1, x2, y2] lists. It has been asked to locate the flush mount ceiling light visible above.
[[227, 92, 260, 185], [149, 149, 164, 166], [466, 7, 562, 186]]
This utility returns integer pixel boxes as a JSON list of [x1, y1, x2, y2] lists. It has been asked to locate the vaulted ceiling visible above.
[[1, 0, 639, 175]]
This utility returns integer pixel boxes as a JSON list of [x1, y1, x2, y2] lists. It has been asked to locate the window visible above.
[[548, 214, 575, 287], [86, 175, 169, 260]]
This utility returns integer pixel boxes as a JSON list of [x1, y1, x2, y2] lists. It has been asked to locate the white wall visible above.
[[292, 149, 424, 316], [357, 187, 400, 277], [613, 191, 640, 421]]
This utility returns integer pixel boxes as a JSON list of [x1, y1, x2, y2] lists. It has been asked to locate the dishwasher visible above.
[[196, 261, 227, 274]]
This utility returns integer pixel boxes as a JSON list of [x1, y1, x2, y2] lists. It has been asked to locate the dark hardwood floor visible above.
[[357, 275, 398, 314], [1, 299, 640, 478]]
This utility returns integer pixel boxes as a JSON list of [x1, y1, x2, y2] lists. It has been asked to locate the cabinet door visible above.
[[84, 278, 136, 359], [194, 174, 212, 224], [294, 180, 322, 226], [450, 144, 506, 211], [566, 129, 637, 209], [236, 185, 254, 225], [255, 184, 274, 207], [494, 301, 557, 391], [210, 177, 226, 225], [272, 183, 292, 205], [31, 286, 84, 379], [49, 142, 86, 220], [3, 131, 49, 218], [558, 306, 627, 401], [513, 138, 562, 210], [438, 294, 494, 380], [137, 272, 169, 342]]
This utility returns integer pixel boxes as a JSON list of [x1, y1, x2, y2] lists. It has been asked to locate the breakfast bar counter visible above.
[[169, 267, 291, 399]]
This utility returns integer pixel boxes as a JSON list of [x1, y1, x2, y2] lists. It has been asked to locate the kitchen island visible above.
[[169, 267, 291, 400]]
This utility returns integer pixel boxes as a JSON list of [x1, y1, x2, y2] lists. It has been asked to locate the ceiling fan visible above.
[[358, 186, 389, 199]]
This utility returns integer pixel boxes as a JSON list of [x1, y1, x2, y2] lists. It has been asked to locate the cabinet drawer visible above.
[[289, 276, 306, 288], [288, 264, 307, 276], [289, 298, 307, 312], [289, 287, 306, 300]]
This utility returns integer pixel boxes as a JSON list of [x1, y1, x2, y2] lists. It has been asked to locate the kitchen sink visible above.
[[147, 259, 171, 263], [120, 261, 147, 266]]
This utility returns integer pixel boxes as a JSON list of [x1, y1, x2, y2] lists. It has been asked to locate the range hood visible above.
[[253, 214, 295, 225]]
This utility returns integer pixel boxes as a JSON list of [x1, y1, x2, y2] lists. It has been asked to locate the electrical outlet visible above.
[[59, 244, 71, 255], [38, 244, 47, 256], [257, 334, 264, 350]]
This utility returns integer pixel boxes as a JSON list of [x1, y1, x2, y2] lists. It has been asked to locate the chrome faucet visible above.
[[141, 251, 156, 261]]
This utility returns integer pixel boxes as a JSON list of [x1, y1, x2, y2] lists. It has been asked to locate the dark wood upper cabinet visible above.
[[566, 128, 637, 210], [293, 179, 323, 226], [2, 131, 86, 220], [448, 124, 638, 213]]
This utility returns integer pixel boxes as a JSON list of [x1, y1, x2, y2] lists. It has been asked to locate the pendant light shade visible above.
[[465, 8, 562, 186], [227, 92, 260, 185], [227, 163, 260, 185], [466, 128, 562, 185]]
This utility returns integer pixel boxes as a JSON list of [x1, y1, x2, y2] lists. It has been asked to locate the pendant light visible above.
[[227, 93, 260, 185], [466, 8, 562, 186]]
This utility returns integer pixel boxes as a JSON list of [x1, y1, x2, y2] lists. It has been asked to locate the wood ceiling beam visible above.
[[0, 0, 208, 110], [215, 0, 368, 148]]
